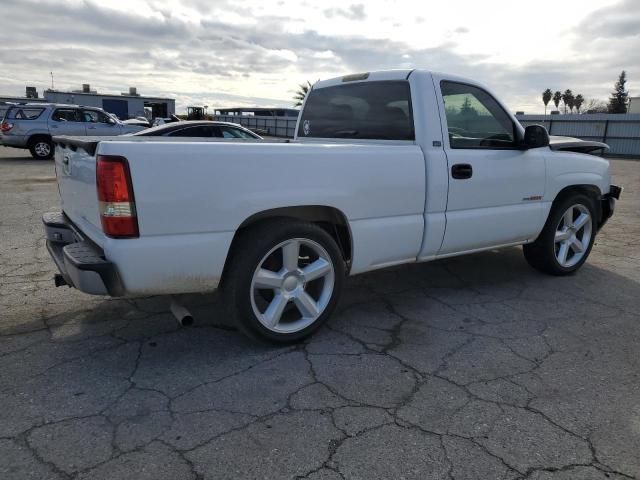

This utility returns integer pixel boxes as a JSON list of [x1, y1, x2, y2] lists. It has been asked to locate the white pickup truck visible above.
[[44, 69, 621, 343]]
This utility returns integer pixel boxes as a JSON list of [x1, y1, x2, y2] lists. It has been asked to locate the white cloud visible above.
[[0, 0, 635, 113]]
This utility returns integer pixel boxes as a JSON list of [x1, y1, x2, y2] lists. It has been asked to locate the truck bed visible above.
[[52, 136, 426, 294]]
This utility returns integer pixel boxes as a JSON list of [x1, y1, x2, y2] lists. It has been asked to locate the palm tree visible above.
[[293, 81, 313, 107], [561, 89, 574, 114], [552, 91, 562, 112], [574, 94, 584, 113], [542, 89, 553, 115]]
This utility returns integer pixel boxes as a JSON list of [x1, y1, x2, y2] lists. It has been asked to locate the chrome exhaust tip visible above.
[[170, 299, 194, 326]]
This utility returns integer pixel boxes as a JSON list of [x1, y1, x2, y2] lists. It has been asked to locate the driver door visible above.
[[83, 110, 119, 136], [435, 77, 546, 255]]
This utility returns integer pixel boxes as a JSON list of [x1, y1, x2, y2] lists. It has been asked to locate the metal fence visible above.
[[516, 113, 640, 157], [214, 114, 298, 138]]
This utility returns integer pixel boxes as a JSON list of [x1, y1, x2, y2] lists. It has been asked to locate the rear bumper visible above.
[[599, 184, 622, 230], [43, 212, 124, 296], [0, 134, 27, 148]]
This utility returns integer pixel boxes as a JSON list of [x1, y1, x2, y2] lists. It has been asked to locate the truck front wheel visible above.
[[221, 220, 345, 343], [523, 193, 597, 275]]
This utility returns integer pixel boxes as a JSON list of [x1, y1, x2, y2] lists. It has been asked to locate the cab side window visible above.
[[441, 81, 516, 149], [52, 109, 81, 122]]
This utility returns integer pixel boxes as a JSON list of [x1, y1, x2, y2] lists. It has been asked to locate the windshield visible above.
[[298, 81, 414, 140]]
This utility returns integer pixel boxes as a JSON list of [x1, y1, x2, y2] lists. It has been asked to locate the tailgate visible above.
[[53, 137, 104, 244]]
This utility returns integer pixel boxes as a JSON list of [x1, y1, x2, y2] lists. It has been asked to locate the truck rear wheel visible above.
[[523, 193, 597, 275], [221, 219, 345, 343], [28, 136, 53, 160]]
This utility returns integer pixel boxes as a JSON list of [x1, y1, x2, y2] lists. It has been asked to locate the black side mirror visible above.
[[522, 124, 549, 149]]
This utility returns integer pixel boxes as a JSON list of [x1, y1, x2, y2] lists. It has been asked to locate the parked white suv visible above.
[[44, 69, 621, 343], [0, 104, 145, 159]]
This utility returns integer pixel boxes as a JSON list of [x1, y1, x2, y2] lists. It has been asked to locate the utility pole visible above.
[[50, 72, 54, 89]]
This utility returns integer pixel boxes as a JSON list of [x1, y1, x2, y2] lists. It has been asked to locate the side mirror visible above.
[[522, 124, 549, 149], [107, 117, 116, 125]]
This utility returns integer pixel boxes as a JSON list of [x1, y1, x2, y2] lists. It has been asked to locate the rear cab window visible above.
[[298, 81, 414, 140], [7, 107, 45, 120]]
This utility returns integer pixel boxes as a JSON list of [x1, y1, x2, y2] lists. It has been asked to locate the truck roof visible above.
[[314, 70, 415, 89], [313, 69, 479, 91]]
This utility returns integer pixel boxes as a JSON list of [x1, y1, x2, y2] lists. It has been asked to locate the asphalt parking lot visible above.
[[1, 146, 639, 480]]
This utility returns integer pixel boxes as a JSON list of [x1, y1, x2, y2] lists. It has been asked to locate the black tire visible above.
[[523, 193, 597, 275], [221, 219, 345, 344], [28, 136, 53, 160]]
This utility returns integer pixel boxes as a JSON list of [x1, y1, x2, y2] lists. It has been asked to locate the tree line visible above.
[[542, 71, 629, 114]]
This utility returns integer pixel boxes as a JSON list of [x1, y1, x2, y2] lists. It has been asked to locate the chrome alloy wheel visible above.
[[34, 142, 51, 157], [554, 204, 592, 268], [250, 238, 335, 333]]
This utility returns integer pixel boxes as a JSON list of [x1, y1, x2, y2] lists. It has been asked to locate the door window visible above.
[[441, 81, 516, 149], [219, 127, 255, 138], [83, 110, 112, 123], [52, 109, 81, 122], [168, 126, 213, 137]]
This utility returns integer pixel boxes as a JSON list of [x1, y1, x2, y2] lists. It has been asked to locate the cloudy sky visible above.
[[0, 0, 637, 113]]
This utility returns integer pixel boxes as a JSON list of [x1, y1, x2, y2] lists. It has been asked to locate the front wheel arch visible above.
[[546, 184, 603, 229]]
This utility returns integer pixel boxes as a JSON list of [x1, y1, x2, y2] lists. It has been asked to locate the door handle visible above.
[[451, 163, 473, 179]]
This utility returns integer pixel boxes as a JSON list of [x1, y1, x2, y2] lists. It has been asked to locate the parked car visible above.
[[44, 69, 621, 344], [131, 121, 262, 139], [0, 104, 146, 159], [151, 115, 182, 127], [122, 117, 151, 128]]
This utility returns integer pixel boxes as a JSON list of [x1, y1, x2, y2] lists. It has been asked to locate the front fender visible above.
[[545, 151, 611, 200]]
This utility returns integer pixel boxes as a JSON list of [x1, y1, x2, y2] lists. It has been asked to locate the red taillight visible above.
[[96, 155, 139, 238], [1, 121, 13, 132]]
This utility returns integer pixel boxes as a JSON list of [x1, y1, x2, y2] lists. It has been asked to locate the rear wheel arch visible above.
[[223, 206, 353, 279], [27, 133, 52, 146]]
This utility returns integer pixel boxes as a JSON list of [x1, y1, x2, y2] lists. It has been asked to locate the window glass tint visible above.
[[220, 127, 254, 138], [82, 110, 112, 123], [298, 81, 414, 140], [168, 126, 213, 137], [52, 109, 80, 122], [441, 81, 515, 148], [97, 111, 112, 123], [8, 107, 45, 120]]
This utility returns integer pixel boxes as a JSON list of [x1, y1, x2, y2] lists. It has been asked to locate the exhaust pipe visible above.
[[170, 299, 194, 326], [54, 274, 68, 287]]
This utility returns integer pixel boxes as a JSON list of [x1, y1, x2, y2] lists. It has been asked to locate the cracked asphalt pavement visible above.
[[1, 146, 639, 479]]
